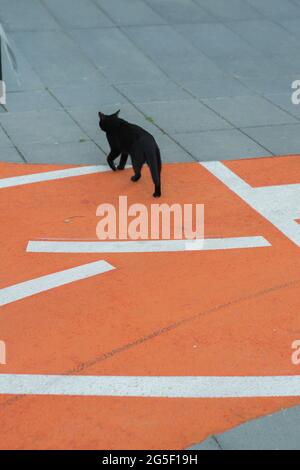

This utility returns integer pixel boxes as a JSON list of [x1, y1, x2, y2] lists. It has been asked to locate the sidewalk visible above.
[[1, 0, 300, 165]]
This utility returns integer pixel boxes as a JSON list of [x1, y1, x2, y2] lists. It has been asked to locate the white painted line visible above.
[[0, 374, 300, 398], [201, 161, 300, 247], [0, 260, 115, 307], [0, 165, 110, 189], [27, 236, 270, 254]]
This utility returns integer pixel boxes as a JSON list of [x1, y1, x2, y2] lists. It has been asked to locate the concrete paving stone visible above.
[[0, 147, 24, 162], [193, 0, 260, 21], [159, 55, 224, 82], [155, 134, 194, 163], [188, 436, 221, 450], [280, 18, 300, 39], [18, 140, 106, 165], [266, 93, 300, 120], [202, 95, 297, 127], [115, 80, 192, 104], [143, 0, 215, 24], [173, 128, 270, 161], [183, 77, 252, 99], [242, 123, 300, 155], [175, 23, 263, 59], [214, 56, 289, 79], [0, 0, 59, 31], [95, 0, 165, 26], [51, 81, 127, 108], [238, 76, 295, 96], [5, 90, 61, 112], [215, 404, 300, 450], [271, 54, 300, 77], [43, 0, 113, 29], [0, 126, 13, 148], [139, 100, 232, 134], [69, 28, 166, 84], [123, 24, 209, 62], [11, 30, 101, 88], [246, 0, 300, 21], [0, 109, 86, 146], [227, 20, 300, 56], [2, 39, 44, 92]]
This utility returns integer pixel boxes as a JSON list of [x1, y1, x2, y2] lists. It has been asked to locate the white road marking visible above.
[[27, 236, 270, 254], [0, 165, 110, 189], [201, 161, 300, 247], [0, 260, 115, 306], [0, 374, 300, 398]]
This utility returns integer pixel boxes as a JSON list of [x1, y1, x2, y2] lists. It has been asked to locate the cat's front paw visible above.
[[153, 191, 161, 198], [117, 164, 125, 170], [131, 174, 141, 182]]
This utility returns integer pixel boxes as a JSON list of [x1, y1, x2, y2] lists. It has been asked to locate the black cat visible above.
[[98, 110, 162, 197]]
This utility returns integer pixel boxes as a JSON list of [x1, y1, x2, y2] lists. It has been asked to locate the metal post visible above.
[[0, 36, 2, 82]]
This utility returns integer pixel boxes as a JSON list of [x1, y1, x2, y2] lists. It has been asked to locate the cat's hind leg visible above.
[[117, 153, 128, 170]]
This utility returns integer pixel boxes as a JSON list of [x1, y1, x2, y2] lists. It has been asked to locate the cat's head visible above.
[[98, 110, 120, 131]]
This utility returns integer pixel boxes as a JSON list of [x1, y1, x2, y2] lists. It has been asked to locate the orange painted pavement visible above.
[[0, 156, 300, 449]]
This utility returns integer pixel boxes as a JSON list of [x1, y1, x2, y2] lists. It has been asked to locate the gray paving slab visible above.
[[0, 125, 14, 148], [238, 76, 295, 96], [0, 110, 86, 146], [175, 23, 262, 59], [11, 30, 101, 88], [216, 404, 300, 450], [266, 93, 300, 120], [174, 129, 271, 161], [139, 100, 232, 134], [227, 20, 300, 56], [2, 39, 44, 92], [271, 54, 300, 77], [241, 123, 300, 155], [188, 436, 221, 451], [143, 0, 215, 24], [115, 80, 192, 104], [0, 147, 24, 162], [43, 0, 113, 29], [246, 0, 300, 20], [155, 134, 194, 163], [18, 140, 106, 165], [6, 90, 61, 112], [182, 78, 252, 99], [69, 27, 166, 84], [95, 0, 165, 26], [280, 19, 300, 39], [51, 81, 126, 108], [214, 56, 286, 79], [193, 0, 260, 21], [202, 95, 297, 128], [0, 0, 59, 31]]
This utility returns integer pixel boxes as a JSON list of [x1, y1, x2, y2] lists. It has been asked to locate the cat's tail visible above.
[[156, 145, 162, 174]]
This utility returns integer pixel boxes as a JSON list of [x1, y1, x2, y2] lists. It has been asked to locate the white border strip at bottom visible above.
[[0, 374, 299, 398]]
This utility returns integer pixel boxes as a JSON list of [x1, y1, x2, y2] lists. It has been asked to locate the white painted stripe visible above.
[[27, 236, 270, 254], [0, 374, 300, 398], [0, 165, 110, 189], [0, 260, 115, 306], [200, 161, 300, 247]]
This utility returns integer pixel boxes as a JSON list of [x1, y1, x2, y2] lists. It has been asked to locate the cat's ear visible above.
[[98, 112, 105, 120], [114, 109, 120, 116]]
